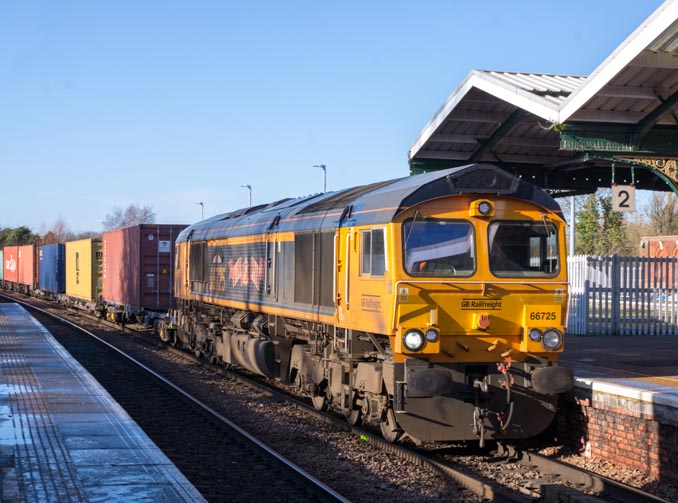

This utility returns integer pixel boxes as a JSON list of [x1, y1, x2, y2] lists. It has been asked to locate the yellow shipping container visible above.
[[65, 238, 102, 303]]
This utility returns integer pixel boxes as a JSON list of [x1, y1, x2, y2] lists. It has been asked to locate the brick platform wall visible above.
[[554, 386, 678, 484]]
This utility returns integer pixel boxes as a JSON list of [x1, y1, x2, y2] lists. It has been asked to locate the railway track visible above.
[[113, 336, 677, 503], [193, 372, 673, 503], [0, 295, 348, 503], [2, 293, 673, 503], [493, 443, 671, 503]]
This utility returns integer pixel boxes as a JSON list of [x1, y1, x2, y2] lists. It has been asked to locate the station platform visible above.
[[557, 334, 678, 484], [0, 303, 206, 503], [562, 335, 678, 409]]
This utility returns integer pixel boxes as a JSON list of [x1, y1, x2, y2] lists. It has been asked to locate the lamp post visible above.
[[241, 184, 252, 207], [313, 164, 327, 193], [195, 202, 204, 220]]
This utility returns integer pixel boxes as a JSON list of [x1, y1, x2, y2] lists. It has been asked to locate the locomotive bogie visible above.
[[289, 344, 326, 395], [354, 361, 384, 395]]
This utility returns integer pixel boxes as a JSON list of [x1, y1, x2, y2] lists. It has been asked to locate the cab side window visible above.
[[361, 228, 386, 277]]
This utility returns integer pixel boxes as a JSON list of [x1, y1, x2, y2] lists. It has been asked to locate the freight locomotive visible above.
[[167, 163, 574, 444], [1, 162, 574, 445]]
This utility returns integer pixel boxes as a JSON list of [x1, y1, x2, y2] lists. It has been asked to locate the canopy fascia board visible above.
[[410, 71, 560, 160], [409, 75, 476, 160], [471, 72, 562, 121], [559, 0, 678, 123]]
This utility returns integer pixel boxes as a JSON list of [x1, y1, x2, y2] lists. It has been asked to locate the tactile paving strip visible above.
[[0, 305, 87, 502], [0, 304, 205, 503]]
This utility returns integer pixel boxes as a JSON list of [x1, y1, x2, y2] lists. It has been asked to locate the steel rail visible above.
[[497, 443, 672, 503], [1, 294, 350, 503], [172, 347, 672, 503], [5, 292, 671, 503]]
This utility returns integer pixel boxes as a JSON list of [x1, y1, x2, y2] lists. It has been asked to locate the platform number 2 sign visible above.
[[612, 185, 636, 212]]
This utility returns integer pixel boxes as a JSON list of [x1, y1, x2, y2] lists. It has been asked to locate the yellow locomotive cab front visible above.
[[379, 192, 574, 443]]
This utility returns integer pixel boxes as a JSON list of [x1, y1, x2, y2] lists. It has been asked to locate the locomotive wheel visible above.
[[156, 321, 171, 343], [311, 395, 327, 411], [346, 408, 362, 426], [172, 327, 186, 348], [380, 408, 402, 443], [293, 371, 303, 389], [346, 395, 363, 426]]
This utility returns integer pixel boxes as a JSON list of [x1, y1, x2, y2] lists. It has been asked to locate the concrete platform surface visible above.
[[0, 303, 206, 503], [562, 334, 678, 410]]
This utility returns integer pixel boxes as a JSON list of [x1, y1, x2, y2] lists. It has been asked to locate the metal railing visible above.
[[567, 255, 678, 335]]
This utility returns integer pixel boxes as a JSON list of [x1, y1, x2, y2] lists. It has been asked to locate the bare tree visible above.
[[624, 212, 654, 252], [73, 231, 101, 240], [643, 192, 678, 235], [41, 217, 75, 244], [102, 204, 156, 231]]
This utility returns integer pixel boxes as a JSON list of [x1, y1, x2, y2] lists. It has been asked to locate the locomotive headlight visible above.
[[528, 328, 542, 342], [403, 329, 425, 352], [541, 329, 563, 350], [469, 199, 494, 217], [424, 328, 439, 342], [478, 201, 492, 215]]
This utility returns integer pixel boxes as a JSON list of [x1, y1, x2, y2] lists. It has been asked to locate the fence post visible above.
[[583, 256, 590, 335], [611, 254, 620, 335]]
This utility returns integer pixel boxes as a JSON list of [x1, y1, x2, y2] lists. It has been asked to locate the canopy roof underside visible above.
[[409, 0, 678, 195]]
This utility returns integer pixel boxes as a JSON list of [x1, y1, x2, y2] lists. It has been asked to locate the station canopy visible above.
[[409, 0, 678, 196]]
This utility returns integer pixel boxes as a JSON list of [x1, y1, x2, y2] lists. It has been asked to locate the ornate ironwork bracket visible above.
[[584, 154, 678, 195], [619, 158, 678, 184]]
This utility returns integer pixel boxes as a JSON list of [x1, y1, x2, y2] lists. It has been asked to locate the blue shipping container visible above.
[[39, 244, 66, 293]]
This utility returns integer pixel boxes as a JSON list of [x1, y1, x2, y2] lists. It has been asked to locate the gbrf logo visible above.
[[5, 255, 16, 273]]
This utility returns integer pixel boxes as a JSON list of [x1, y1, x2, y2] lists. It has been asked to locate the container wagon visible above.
[[3, 245, 38, 294], [3, 246, 18, 285], [64, 238, 102, 311], [102, 224, 186, 323], [18, 245, 38, 293], [38, 244, 66, 298]]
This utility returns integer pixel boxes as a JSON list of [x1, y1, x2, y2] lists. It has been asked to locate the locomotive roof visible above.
[[176, 163, 564, 242]]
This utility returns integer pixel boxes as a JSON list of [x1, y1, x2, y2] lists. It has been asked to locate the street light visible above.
[[241, 184, 252, 207], [313, 164, 326, 193], [195, 202, 204, 220]]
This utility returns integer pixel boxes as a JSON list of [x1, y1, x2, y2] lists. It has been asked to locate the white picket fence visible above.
[[567, 255, 678, 335]]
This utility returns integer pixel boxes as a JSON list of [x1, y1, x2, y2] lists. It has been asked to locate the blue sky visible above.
[[0, 1, 664, 233]]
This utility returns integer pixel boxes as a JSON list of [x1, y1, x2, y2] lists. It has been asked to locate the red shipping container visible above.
[[3, 246, 18, 283], [102, 224, 186, 312], [17, 245, 38, 287]]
